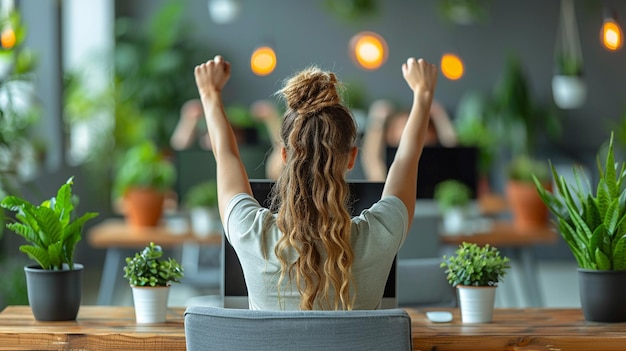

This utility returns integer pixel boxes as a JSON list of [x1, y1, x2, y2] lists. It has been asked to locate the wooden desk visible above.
[[409, 307, 626, 351], [88, 219, 222, 305], [441, 222, 558, 308], [0, 306, 186, 351], [2, 306, 625, 351]]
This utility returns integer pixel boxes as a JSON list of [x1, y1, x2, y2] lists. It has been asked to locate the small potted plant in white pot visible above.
[[123, 242, 184, 324], [434, 179, 472, 235], [184, 180, 222, 237], [441, 242, 510, 323], [0, 176, 99, 321]]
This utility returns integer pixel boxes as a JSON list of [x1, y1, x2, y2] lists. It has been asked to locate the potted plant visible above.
[[551, 0, 586, 109], [0, 176, 99, 321], [440, 242, 510, 323], [123, 242, 184, 323], [184, 180, 222, 237], [506, 154, 552, 231], [434, 179, 472, 235], [489, 54, 560, 230], [113, 141, 176, 228], [534, 132, 626, 322]]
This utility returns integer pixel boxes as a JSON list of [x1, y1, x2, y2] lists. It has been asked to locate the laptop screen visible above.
[[222, 179, 397, 309]]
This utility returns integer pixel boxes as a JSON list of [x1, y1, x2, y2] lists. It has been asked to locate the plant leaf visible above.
[[19, 245, 50, 269], [613, 235, 626, 270], [595, 247, 611, 270]]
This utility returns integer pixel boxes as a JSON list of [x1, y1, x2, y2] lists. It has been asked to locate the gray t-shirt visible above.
[[224, 193, 409, 310]]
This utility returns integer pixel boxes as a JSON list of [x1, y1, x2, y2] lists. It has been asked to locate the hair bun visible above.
[[279, 66, 342, 115]]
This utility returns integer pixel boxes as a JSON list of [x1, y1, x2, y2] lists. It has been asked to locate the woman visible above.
[[194, 55, 437, 310]]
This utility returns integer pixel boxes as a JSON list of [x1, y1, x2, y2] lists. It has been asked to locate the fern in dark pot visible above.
[[0, 176, 99, 321]]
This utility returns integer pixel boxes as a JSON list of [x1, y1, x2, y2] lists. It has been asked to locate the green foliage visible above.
[[437, 0, 493, 25], [0, 9, 42, 203], [434, 179, 472, 212], [323, 0, 379, 23], [508, 154, 550, 183], [490, 54, 561, 157], [441, 242, 510, 287], [0, 177, 99, 270], [123, 242, 184, 287], [184, 180, 218, 209], [63, 0, 208, 196], [113, 141, 176, 198], [555, 52, 583, 76], [454, 91, 497, 175], [534, 132, 626, 271]]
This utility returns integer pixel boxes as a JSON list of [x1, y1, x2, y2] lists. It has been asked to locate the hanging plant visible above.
[[437, 0, 493, 25], [322, 0, 379, 24], [552, 0, 586, 109]]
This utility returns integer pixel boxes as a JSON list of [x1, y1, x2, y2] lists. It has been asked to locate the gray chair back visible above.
[[184, 306, 412, 351]]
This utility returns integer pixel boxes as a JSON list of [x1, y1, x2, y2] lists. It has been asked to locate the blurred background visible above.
[[1, 0, 625, 308]]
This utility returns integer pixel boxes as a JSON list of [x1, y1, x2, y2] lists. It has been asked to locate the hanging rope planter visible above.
[[552, 0, 586, 109]]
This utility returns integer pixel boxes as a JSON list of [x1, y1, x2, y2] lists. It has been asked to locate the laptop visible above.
[[386, 146, 479, 199], [221, 179, 398, 309]]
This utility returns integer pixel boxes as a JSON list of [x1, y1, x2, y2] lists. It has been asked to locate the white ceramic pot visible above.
[[442, 207, 466, 235], [456, 285, 497, 323], [190, 207, 222, 237], [131, 285, 170, 324], [552, 75, 586, 109]]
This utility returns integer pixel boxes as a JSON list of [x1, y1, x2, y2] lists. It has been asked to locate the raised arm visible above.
[[170, 99, 204, 150], [382, 58, 438, 229], [250, 100, 284, 180], [194, 55, 252, 220], [361, 99, 394, 182]]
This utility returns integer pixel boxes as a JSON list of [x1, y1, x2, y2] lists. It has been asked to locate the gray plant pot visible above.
[[578, 269, 626, 323], [24, 263, 83, 321]]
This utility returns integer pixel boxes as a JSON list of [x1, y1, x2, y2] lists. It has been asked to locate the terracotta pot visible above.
[[506, 180, 551, 232], [123, 188, 165, 228]]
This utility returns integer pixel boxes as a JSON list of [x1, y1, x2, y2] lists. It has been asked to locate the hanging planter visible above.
[[552, 0, 586, 109]]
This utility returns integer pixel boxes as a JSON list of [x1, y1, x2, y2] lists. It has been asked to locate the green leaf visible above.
[[604, 199, 620, 236], [54, 177, 74, 227], [604, 133, 618, 198], [20, 245, 50, 269], [613, 235, 626, 270], [595, 247, 611, 270], [47, 242, 64, 270]]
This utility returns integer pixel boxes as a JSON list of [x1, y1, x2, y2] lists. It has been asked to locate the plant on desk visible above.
[[184, 180, 222, 237], [113, 141, 176, 228], [434, 179, 472, 235], [534, 132, 626, 323], [441, 242, 510, 323], [0, 176, 99, 321], [123, 242, 184, 323], [506, 154, 552, 231]]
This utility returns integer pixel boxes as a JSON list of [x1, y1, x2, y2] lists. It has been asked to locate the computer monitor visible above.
[[174, 145, 271, 205], [222, 179, 397, 309], [386, 145, 479, 199]]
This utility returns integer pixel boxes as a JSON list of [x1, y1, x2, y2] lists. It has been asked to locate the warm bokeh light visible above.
[[1, 27, 15, 49], [250, 46, 276, 76], [440, 53, 464, 80], [349, 31, 388, 70], [601, 19, 623, 51]]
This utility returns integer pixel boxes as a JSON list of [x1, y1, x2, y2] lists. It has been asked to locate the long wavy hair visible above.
[[270, 66, 357, 310]]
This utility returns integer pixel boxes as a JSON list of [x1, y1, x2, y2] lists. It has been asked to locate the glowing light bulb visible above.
[[601, 19, 623, 51], [349, 31, 387, 70], [250, 46, 276, 76], [440, 53, 464, 80], [1, 27, 15, 49]]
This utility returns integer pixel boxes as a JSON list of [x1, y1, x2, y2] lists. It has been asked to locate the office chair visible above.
[[184, 306, 412, 351]]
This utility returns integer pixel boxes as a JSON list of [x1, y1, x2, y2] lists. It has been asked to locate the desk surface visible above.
[[2, 306, 625, 351], [88, 219, 222, 248], [440, 221, 558, 247]]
